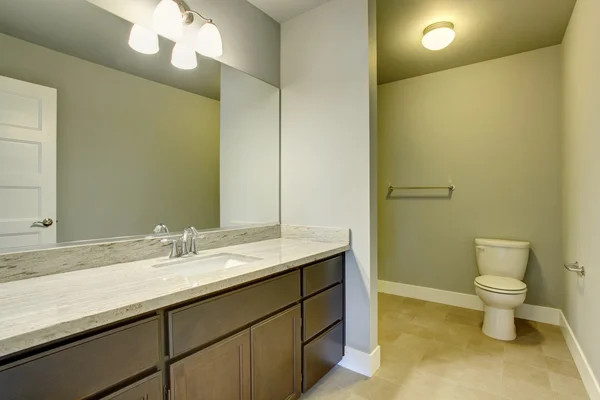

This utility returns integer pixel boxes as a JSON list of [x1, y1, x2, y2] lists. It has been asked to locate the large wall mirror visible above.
[[0, 0, 280, 249]]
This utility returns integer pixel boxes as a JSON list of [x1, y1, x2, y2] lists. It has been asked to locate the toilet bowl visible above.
[[474, 238, 530, 341], [475, 275, 527, 340]]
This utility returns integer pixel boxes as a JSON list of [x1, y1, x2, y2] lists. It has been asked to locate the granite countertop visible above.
[[0, 237, 349, 358]]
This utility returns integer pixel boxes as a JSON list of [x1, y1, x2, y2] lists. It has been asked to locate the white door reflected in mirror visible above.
[[0, 76, 57, 249]]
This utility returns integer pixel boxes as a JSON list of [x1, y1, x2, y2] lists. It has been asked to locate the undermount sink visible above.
[[153, 253, 262, 277]]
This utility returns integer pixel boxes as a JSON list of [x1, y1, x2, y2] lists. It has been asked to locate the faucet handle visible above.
[[168, 239, 179, 259], [189, 226, 199, 254]]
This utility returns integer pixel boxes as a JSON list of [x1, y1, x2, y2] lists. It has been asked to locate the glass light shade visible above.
[[171, 43, 197, 69], [196, 22, 223, 58], [153, 0, 183, 39], [422, 22, 455, 51], [128, 24, 159, 54]]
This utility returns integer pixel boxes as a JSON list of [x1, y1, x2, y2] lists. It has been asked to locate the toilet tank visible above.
[[474, 238, 530, 280]]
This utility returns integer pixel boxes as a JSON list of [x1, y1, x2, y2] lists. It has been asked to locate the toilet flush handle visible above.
[[476, 246, 485, 253]]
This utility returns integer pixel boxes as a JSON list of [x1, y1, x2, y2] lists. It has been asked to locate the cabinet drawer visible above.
[[0, 318, 160, 400], [302, 321, 344, 392], [302, 256, 343, 296], [102, 372, 162, 400], [303, 284, 343, 341], [168, 271, 301, 356]]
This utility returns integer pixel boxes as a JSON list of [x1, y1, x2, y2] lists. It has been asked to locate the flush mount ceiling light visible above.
[[422, 21, 455, 51], [128, 0, 223, 68]]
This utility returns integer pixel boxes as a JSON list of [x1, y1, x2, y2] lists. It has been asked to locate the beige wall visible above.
[[378, 46, 563, 307], [0, 33, 220, 242], [562, 0, 600, 385]]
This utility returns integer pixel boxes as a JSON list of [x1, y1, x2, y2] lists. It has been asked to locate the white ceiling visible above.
[[247, 0, 332, 23], [378, 0, 577, 84]]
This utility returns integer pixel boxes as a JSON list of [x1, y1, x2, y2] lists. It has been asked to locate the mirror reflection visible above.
[[0, 0, 280, 248]]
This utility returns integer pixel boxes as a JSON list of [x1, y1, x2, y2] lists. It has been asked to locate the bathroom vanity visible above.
[[0, 232, 348, 400]]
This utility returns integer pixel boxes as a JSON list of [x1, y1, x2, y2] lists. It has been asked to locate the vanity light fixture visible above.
[[128, 24, 159, 55], [128, 0, 223, 69], [421, 21, 455, 51]]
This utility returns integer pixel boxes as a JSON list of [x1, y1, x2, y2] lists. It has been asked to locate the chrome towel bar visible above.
[[387, 184, 456, 196]]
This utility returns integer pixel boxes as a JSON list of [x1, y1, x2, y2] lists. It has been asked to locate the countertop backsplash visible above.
[[0, 224, 281, 283], [0, 224, 351, 284]]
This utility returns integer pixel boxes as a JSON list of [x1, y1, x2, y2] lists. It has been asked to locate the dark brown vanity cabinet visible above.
[[166, 255, 343, 399], [0, 254, 345, 400]]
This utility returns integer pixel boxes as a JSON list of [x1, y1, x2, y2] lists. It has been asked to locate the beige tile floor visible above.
[[303, 293, 589, 400]]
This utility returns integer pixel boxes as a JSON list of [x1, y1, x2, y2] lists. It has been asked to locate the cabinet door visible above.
[[251, 305, 302, 400], [170, 330, 251, 400]]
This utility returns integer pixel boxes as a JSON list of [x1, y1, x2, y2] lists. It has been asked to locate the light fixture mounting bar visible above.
[[173, 0, 213, 25], [184, 10, 212, 24]]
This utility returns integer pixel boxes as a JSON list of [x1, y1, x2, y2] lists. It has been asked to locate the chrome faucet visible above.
[[167, 226, 201, 258], [153, 223, 169, 234]]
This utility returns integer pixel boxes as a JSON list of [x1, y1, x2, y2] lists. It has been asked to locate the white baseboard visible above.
[[378, 280, 561, 325], [379, 280, 483, 310], [560, 312, 600, 400], [338, 345, 381, 377], [516, 303, 561, 326]]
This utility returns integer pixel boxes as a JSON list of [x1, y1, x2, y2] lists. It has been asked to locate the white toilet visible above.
[[474, 238, 530, 341]]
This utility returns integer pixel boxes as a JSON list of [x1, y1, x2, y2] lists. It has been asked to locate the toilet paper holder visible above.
[[564, 261, 585, 276]]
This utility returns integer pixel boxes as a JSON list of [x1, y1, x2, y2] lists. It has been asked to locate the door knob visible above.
[[34, 218, 54, 227]]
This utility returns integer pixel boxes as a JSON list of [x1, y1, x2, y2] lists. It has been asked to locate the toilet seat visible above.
[[474, 275, 527, 294]]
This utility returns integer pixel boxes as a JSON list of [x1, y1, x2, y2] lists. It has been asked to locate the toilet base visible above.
[[482, 306, 516, 341]]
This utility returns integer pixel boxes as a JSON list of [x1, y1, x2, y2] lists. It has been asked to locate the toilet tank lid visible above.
[[475, 238, 530, 249]]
